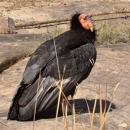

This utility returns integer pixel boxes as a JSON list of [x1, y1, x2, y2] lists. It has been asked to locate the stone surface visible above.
[[0, 16, 15, 34], [0, 34, 52, 73], [0, 0, 130, 130], [0, 43, 130, 130]]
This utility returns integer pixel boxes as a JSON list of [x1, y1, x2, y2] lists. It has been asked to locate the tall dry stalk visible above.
[[72, 102, 76, 130], [32, 70, 45, 130], [99, 82, 119, 130], [124, 122, 130, 130]]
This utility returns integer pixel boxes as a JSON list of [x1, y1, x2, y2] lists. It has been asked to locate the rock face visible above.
[[0, 41, 130, 130], [0, 16, 15, 34], [0, 0, 130, 129]]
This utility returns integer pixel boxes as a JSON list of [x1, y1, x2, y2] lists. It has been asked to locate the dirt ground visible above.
[[0, 0, 130, 34], [0, 0, 130, 130]]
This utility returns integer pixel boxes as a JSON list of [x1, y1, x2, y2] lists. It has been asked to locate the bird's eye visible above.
[[84, 16, 87, 20], [85, 16, 91, 21]]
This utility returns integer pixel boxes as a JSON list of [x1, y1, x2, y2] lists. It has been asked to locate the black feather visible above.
[[8, 13, 97, 120]]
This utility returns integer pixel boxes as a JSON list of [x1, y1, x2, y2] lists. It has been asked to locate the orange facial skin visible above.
[[78, 13, 94, 31]]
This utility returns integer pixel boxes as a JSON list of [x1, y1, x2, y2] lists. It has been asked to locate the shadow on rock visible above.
[[36, 98, 116, 120]]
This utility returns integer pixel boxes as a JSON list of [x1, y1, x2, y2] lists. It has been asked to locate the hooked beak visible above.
[[90, 27, 93, 32], [85, 16, 94, 32]]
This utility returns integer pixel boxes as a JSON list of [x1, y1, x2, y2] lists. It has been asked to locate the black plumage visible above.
[[8, 13, 97, 120]]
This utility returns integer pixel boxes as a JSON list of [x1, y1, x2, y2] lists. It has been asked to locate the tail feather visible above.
[[7, 98, 19, 120], [8, 76, 58, 120], [8, 83, 24, 120], [8, 76, 77, 121]]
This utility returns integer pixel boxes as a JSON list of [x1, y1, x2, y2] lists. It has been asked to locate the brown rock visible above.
[[0, 16, 15, 34]]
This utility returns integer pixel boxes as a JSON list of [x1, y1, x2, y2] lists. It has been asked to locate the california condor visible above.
[[8, 13, 97, 120]]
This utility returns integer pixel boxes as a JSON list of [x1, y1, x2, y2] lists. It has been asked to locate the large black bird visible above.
[[8, 13, 97, 120]]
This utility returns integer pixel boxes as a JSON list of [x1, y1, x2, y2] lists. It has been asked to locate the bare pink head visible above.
[[78, 13, 94, 32]]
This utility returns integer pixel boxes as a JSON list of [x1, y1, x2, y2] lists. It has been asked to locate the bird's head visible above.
[[78, 13, 93, 32], [70, 13, 94, 32]]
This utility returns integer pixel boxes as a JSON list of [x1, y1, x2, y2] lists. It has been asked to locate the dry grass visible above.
[[96, 21, 130, 45], [51, 75, 120, 130], [52, 24, 62, 37]]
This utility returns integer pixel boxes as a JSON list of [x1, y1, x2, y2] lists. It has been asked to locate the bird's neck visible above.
[[72, 29, 96, 44]]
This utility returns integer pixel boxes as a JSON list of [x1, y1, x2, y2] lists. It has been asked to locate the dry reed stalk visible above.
[[85, 99, 92, 128], [72, 103, 76, 130], [55, 79, 64, 130], [99, 82, 119, 130], [90, 95, 98, 130], [52, 33, 62, 130], [99, 82, 103, 129], [32, 69, 44, 130], [124, 122, 130, 130], [52, 33, 69, 130]]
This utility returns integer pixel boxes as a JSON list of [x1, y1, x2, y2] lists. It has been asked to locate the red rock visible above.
[[0, 16, 16, 34]]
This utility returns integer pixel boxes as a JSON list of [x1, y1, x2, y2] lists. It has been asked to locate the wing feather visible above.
[[8, 30, 96, 120]]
